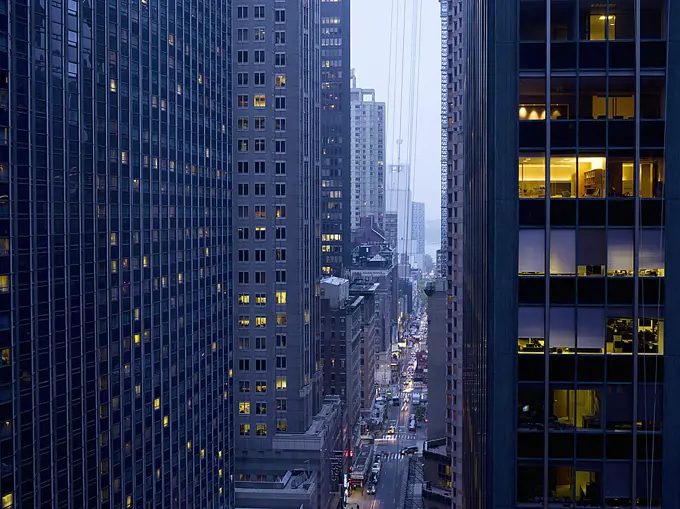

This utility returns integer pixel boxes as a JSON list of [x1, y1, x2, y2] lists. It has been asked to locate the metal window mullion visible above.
[[543, 2, 551, 507], [631, 0, 642, 503]]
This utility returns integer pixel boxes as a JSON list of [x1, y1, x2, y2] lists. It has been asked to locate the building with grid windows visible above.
[[350, 82, 386, 232], [319, 277, 362, 447], [320, 0, 351, 277], [441, 0, 463, 506], [411, 201, 425, 270], [232, 0, 324, 485], [385, 163, 412, 262], [462, 0, 676, 508], [2, 0, 235, 506]]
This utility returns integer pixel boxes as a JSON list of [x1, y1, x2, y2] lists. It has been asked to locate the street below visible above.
[[346, 312, 428, 509]]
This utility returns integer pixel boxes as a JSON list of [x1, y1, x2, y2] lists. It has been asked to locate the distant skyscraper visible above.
[[463, 1, 675, 508], [3, 0, 234, 506], [350, 81, 386, 231], [411, 201, 425, 269], [320, 0, 351, 276], [385, 163, 412, 261], [383, 212, 398, 251], [232, 0, 322, 477]]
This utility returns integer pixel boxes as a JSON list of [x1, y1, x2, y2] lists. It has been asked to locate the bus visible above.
[[392, 396, 400, 406]]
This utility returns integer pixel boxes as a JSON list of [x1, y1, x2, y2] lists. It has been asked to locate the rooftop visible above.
[[349, 282, 380, 294], [321, 275, 348, 287], [423, 438, 449, 462], [235, 470, 318, 505]]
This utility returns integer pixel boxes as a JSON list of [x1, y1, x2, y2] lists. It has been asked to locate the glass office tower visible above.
[[1, 0, 234, 506], [320, 0, 351, 276], [462, 0, 678, 507]]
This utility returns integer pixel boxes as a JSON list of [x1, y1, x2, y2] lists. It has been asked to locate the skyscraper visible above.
[[462, 1, 675, 507], [411, 201, 425, 270], [320, 0, 351, 277], [350, 82, 386, 231], [442, 0, 464, 506], [385, 163, 412, 262], [2, 0, 234, 506], [232, 0, 322, 476]]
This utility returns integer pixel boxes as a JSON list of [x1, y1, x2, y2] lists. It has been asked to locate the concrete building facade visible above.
[[385, 163, 412, 261], [383, 212, 398, 251], [232, 0, 323, 478], [234, 397, 344, 509], [350, 83, 386, 231], [320, 277, 363, 446], [422, 438, 454, 509], [349, 282, 379, 410], [425, 279, 448, 442], [442, 0, 464, 505], [349, 242, 398, 354], [411, 201, 426, 270]]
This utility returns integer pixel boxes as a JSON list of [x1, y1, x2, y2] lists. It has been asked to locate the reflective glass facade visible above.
[[320, 0, 350, 276], [463, 0, 677, 508], [2, 0, 234, 505]]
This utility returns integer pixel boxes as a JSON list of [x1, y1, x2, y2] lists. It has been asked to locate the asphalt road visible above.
[[347, 397, 426, 509]]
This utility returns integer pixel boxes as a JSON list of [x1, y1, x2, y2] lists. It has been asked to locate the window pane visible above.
[[550, 230, 575, 275], [549, 307, 575, 350], [577, 156, 606, 198], [577, 307, 604, 352], [519, 229, 545, 274], [550, 76, 576, 119], [639, 155, 665, 198], [520, 0, 547, 41], [519, 77, 546, 119], [549, 156, 576, 198], [607, 229, 633, 275], [551, 0, 577, 41], [638, 229, 664, 275], [519, 307, 545, 339], [607, 154, 634, 197], [519, 155, 546, 198], [577, 229, 605, 274]]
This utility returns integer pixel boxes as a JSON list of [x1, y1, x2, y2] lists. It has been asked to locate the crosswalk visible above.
[[377, 433, 417, 441], [383, 453, 408, 461]]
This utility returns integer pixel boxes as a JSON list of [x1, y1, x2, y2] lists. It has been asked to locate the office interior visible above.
[[518, 228, 665, 278], [517, 307, 664, 355], [518, 155, 664, 199]]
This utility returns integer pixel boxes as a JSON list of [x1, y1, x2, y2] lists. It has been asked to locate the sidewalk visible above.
[[345, 491, 371, 509]]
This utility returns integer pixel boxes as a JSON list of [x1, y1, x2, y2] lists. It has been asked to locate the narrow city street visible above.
[[346, 312, 428, 509], [347, 400, 425, 509]]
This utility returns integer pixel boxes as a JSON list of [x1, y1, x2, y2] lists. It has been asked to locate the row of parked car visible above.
[[366, 456, 381, 495]]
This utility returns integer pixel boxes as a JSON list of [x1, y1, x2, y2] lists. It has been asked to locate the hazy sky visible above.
[[350, 0, 441, 229]]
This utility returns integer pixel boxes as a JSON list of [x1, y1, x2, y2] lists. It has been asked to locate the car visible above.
[[387, 425, 396, 435], [366, 484, 376, 495], [408, 421, 416, 432], [400, 446, 419, 455]]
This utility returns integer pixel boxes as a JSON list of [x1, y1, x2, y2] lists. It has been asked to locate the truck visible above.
[[392, 395, 400, 406], [412, 393, 421, 405]]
